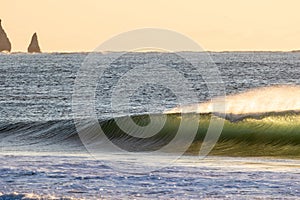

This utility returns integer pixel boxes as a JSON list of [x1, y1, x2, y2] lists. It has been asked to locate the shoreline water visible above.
[[0, 153, 299, 199]]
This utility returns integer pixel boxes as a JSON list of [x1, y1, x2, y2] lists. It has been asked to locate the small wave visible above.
[[0, 192, 79, 200]]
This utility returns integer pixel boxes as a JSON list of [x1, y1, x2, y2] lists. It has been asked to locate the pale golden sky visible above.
[[1, 0, 300, 52]]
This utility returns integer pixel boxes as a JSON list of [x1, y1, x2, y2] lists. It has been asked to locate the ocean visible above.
[[0, 52, 300, 199]]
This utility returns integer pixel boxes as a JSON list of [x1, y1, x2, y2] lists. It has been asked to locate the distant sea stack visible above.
[[0, 19, 12, 52], [27, 33, 41, 53]]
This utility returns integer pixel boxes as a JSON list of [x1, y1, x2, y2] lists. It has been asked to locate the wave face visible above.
[[2, 111, 300, 157], [96, 112, 300, 157]]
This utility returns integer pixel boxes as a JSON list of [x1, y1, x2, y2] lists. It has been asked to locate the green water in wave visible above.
[[99, 112, 300, 158]]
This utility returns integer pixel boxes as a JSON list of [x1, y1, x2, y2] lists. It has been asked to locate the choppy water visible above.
[[2, 52, 300, 122], [1, 154, 300, 199], [1, 52, 300, 199]]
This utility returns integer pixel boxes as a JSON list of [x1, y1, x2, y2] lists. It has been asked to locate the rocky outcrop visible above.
[[27, 33, 41, 53], [0, 19, 12, 52]]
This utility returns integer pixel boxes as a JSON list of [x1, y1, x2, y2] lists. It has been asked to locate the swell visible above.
[[1, 111, 300, 157], [0, 120, 83, 151]]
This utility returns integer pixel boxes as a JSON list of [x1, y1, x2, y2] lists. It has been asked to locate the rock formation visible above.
[[27, 33, 41, 53], [0, 19, 12, 52]]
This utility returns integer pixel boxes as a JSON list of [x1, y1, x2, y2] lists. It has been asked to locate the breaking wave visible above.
[[1, 85, 300, 158]]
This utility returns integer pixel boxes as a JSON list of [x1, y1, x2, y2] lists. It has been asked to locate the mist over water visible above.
[[166, 85, 300, 115]]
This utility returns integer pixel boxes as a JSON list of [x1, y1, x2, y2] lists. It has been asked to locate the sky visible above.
[[1, 0, 300, 52]]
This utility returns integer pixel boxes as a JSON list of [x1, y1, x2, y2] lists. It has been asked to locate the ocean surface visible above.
[[1, 52, 300, 199]]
